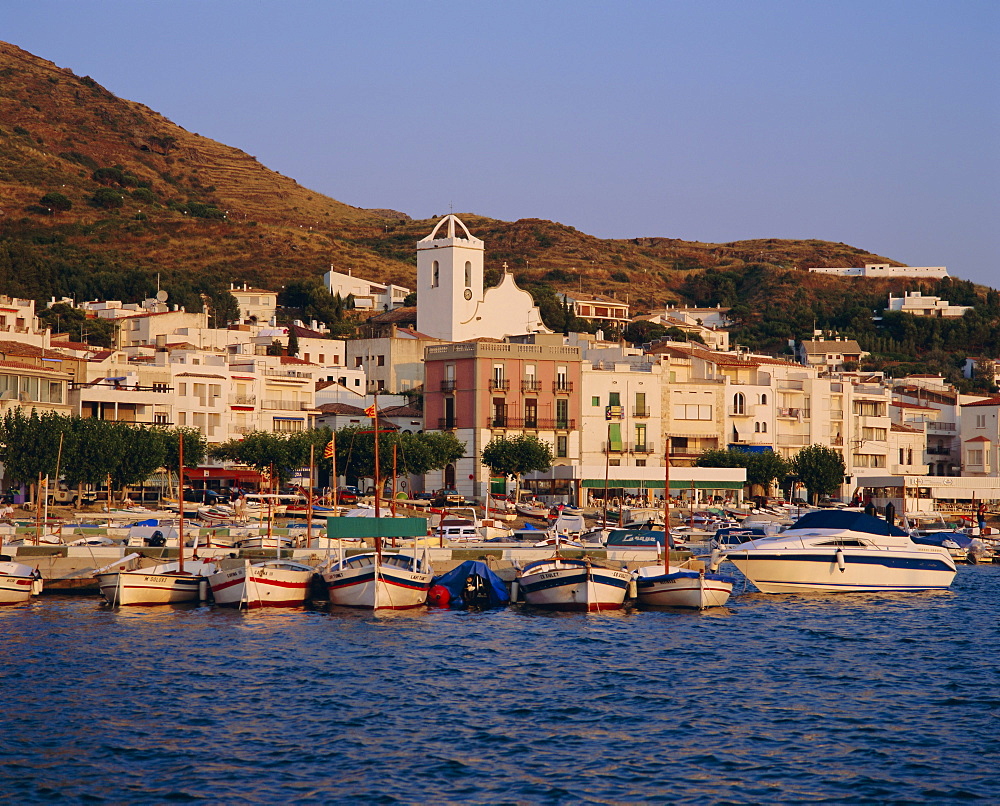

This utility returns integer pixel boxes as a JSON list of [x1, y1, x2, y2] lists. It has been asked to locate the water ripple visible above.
[[2, 565, 1000, 802]]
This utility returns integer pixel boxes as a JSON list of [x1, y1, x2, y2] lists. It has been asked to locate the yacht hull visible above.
[[726, 549, 956, 593]]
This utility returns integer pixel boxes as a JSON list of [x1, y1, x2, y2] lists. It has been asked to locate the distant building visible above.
[[230, 284, 278, 325], [562, 294, 630, 329], [796, 336, 867, 372], [323, 268, 410, 311], [808, 263, 948, 279], [887, 291, 973, 318]]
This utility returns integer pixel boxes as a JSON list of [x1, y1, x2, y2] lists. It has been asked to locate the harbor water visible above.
[[2, 566, 999, 804]]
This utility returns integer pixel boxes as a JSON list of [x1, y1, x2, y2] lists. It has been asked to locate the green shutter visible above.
[[608, 422, 623, 451]]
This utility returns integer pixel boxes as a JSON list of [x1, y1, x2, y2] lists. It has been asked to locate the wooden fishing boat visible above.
[[0, 558, 43, 604], [209, 558, 315, 608], [516, 556, 630, 612]]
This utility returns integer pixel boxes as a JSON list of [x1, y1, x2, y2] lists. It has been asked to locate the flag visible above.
[[323, 439, 335, 459], [364, 404, 377, 418]]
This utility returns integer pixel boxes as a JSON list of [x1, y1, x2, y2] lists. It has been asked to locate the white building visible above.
[[887, 291, 973, 318], [230, 284, 278, 325], [323, 268, 410, 311], [415, 215, 549, 342], [808, 264, 948, 279]]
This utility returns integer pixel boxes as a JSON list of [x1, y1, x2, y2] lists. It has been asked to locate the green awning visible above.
[[327, 517, 428, 538], [582, 479, 744, 490]]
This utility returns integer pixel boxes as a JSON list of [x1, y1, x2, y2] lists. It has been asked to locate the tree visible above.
[[481, 434, 553, 503], [695, 447, 789, 496], [286, 327, 299, 357], [790, 445, 846, 503], [90, 187, 124, 209], [39, 192, 72, 212]]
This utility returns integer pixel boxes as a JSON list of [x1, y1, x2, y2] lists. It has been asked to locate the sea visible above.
[[2, 565, 999, 805]]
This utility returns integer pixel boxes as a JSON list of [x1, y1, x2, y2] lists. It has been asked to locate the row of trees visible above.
[[0, 412, 467, 502], [0, 410, 206, 500], [695, 445, 846, 502], [209, 426, 466, 489]]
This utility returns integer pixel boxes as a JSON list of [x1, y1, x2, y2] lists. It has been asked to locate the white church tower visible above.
[[416, 215, 484, 342], [416, 214, 549, 342]]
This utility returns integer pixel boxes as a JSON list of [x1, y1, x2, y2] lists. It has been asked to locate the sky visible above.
[[5, 1, 998, 287]]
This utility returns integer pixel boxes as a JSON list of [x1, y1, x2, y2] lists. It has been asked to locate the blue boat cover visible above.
[[911, 531, 973, 548], [432, 560, 510, 608], [791, 510, 909, 537], [606, 529, 674, 548]]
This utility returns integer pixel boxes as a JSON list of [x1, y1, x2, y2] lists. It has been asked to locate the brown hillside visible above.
[[0, 41, 903, 309]]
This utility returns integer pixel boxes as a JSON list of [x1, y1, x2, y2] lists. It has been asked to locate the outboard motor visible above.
[[145, 530, 166, 548]]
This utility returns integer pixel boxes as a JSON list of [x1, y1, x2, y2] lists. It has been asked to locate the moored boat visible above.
[[208, 558, 315, 608], [517, 556, 630, 612], [635, 564, 734, 609], [723, 510, 957, 593], [324, 551, 433, 610], [97, 559, 217, 606], [0, 557, 43, 604]]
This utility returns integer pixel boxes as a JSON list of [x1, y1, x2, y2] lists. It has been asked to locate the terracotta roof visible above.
[[316, 403, 366, 415], [962, 396, 1000, 408], [396, 327, 438, 340], [965, 435, 992, 442], [890, 422, 923, 433], [289, 323, 328, 339], [891, 401, 936, 410], [175, 372, 227, 379], [380, 405, 422, 418], [280, 355, 314, 365], [50, 340, 92, 351], [0, 359, 67, 374], [365, 306, 417, 324]]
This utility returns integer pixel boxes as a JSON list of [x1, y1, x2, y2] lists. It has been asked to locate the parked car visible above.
[[433, 488, 465, 505], [335, 486, 361, 504], [48, 484, 98, 506], [183, 489, 228, 505]]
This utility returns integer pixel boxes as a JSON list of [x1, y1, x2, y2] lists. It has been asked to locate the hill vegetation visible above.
[[1, 41, 998, 391]]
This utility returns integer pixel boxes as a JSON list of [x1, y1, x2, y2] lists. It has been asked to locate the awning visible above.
[[582, 479, 744, 490]]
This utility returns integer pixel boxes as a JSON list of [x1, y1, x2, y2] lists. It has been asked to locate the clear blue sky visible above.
[[6, 1, 998, 287]]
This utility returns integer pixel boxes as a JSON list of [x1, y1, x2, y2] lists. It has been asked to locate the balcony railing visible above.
[[521, 379, 542, 393], [926, 446, 953, 455], [489, 379, 510, 392], [229, 394, 256, 406], [486, 417, 576, 430], [928, 422, 956, 432], [632, 443, 655, 454], [440, 380, 457, 392], [553, 381, 574, 393], [633, 407, 651, 418], [438, 418, 457, 430], [262, 400, 311, 411], [728, 407, 751, 416]]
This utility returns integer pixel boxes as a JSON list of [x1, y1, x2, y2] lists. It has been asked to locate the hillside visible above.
[[0, 40, 915, 314]]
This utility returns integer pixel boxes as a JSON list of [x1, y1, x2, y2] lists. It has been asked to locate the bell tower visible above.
[[416, 215, 484, 341]]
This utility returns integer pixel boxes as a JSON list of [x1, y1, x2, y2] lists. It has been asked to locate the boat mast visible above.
[[373, 393, 380, 520], [664, 436, 671, 574], [391, 443, 397, 518], [306, 443, 314, 549], [602, 424, 610, 529], [178, 433, 185, 573]]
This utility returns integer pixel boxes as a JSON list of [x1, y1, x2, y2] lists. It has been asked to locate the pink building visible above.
[[424, 335, 582, 498]]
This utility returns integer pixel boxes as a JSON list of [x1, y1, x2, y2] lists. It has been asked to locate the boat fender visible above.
[[198, 578, 209, 602], [509, 579, 519, 602], [709, 549, 723, 572], [836, 547, 846, 572], [627, 578, 638, 599], [427, 584, 451, 608]]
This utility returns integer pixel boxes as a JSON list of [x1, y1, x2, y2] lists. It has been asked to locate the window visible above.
[[635, 423, 646, 451], [968, 449, 984, 465], [377, 355, 385, 367], [761, 393, 767, 405], [464, 261, 472, 288], [556, 366, 568, 390], [761, 422, 767, 433], [355, 356, 363, 368], [524, 399, 538, 428], [556, 435, 567, 458], [178, 383, 187, 396], [862, 427, 887, 441], [976, 414, 987, 428], [607, 422, 623, 452], [674, 404, 712, 420], [608, 391, 621, 407], [854, 401, 885, 417], [432, 261, 440, 288], [492, 398, 506, 427], [733, 392, 745, 414], [556, 399, 569, 428], [592, 396, 600, 407], [754, 422, 760, 433]]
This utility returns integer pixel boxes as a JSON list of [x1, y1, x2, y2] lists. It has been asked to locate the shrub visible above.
[[609, 270, 629, 283], [90, 188, 124, 209], [130, 187, 158, 204], [39, 192, 73, 212]]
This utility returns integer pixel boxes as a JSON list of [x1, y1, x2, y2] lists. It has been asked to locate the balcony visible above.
[[728, 407, 752, 417], [926, 446, 953, 455], [486, 417, 576, 430], [602, 441, 626, 454], [632, 443, 655, 454], [633, 407, 651, 418], [440, 379, 458, 392], [521, 379, 542, 393], [778, 407, 805, 419], [229, 394, 256, 406], [553, 381, 574, 394], [489, 379, 510, 392], [438, 418, 457, 430], [262, 400, 312, 411], [928, 422, 956, 433]]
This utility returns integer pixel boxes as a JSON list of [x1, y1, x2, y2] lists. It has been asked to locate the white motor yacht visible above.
[[724, 510, 957, 593]]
